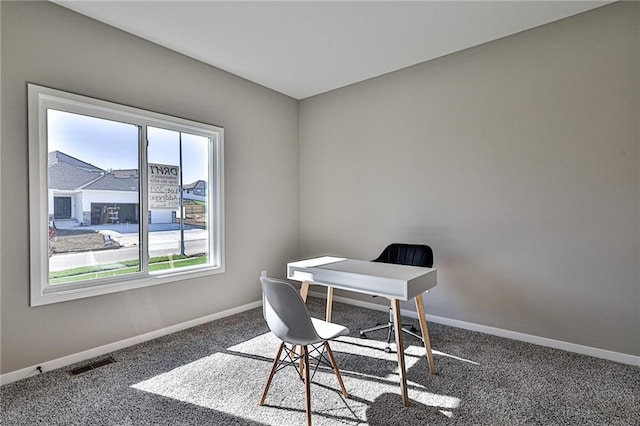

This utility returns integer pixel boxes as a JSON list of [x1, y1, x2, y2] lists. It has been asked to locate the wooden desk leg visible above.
[[391, 298, 410, 407], [415, 295, 437, 375], [325, 286, 334, 322], [300, 281, 334, 322], [300, 281, 310, 302]]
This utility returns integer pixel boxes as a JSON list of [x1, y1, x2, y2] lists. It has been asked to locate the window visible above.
[[53, 196, 72, 219], [28, 84, 224, 306]]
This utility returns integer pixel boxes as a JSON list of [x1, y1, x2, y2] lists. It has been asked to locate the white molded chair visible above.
[[258, 276, 349, 426]]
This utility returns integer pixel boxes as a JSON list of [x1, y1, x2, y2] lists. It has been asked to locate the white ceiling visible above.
[[54, 1, 611, 100]]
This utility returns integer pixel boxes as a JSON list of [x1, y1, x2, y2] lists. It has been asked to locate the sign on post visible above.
[[148, 163, 180, 209]]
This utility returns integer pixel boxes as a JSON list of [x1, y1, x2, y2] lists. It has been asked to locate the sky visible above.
[[47, 109, 209, 184]]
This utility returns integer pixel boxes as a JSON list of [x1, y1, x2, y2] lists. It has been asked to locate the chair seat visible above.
[[311, 317, 349, 341]]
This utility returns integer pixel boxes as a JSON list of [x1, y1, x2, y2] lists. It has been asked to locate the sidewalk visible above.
[[97, 227, 206, 248], [49, 225, 208, 271]]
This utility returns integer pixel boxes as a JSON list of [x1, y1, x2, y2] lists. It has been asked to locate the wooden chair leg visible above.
[[323, 341, 348, 398], [302, 345, 312, 426], [259, 341, 285, 406], [298, 345, 305, 377], [298, 282, 310, 377]]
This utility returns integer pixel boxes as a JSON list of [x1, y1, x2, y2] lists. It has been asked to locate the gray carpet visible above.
[[2, 297, 638, 425]]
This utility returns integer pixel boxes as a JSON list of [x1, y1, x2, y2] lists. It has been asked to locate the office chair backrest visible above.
[[373, 243, 433, 268], [260, 276, 320, 346]]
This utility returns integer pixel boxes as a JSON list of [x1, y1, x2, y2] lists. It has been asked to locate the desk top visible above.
[[287, 256, 437, 301]]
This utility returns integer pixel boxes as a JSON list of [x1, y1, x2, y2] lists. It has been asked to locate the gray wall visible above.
[[1, 2, 299, 373], [299, 3, 639, 356], [1, 1, 638, 376]]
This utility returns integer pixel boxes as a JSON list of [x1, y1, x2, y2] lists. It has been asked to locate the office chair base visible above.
[[359, 323, 421, 337], [359, 322, 391, 337], [400, 326, 423, 342], [360, 323, 423, 354]]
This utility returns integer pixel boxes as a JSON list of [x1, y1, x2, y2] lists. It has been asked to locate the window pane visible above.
[[147, 126, 211, 273], [47, 110, 141, 284]]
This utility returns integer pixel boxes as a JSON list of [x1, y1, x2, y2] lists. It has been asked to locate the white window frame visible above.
[[28, 84, 225, 306]]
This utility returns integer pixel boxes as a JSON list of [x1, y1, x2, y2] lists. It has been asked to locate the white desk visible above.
[[287, 256, 437, 406]]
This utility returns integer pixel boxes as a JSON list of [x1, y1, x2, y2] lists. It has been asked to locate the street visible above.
[[49, 228, 208, 272]]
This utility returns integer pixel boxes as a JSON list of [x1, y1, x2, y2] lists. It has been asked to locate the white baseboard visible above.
[[0, 300, 262, 386], [309, 290, 640, 367]]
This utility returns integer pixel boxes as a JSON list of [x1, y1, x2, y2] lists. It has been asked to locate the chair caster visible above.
[[384, 346, 392, 354], [359, 332, 368, 339]]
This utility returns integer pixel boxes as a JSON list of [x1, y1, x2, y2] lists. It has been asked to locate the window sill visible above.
[[31, 266, 225, 307]]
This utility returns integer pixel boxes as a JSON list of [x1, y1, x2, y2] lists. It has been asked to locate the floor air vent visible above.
[[68, 356, 116, 376]]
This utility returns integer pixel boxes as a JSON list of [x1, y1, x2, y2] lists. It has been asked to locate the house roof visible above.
[[48, 160, 103, 191], [183, 180, 206, 190], [48, 151, 138, 192], [48, 151, 103, 172], [81, 174, 139, 192]]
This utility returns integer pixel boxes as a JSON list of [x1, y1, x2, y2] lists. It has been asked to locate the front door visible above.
[[53, 196, 72, 219]]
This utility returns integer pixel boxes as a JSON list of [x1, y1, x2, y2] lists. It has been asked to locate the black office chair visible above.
[[359, 243, 433, 353]]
